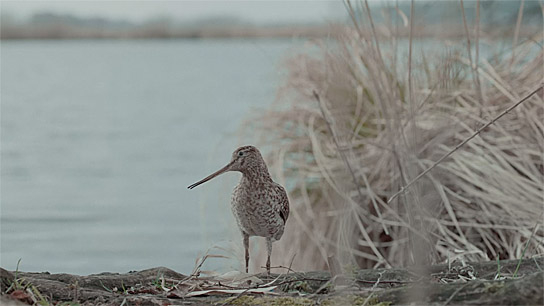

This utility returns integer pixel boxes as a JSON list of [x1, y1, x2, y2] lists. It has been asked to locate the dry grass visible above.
[[247, 2, 544, 272]]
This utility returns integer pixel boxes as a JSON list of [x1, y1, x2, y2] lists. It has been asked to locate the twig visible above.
[[443, 281, 472, 305], [371, 271, 384, 290], [459, 0, 473, 69], [218, 272, 413, 291], [173, 253, 222, 289], [363, 0, 387, 70], [183, 253, 227, 282], [459, 0, 482, 102], [287, 252, 297, 274], [408, 0, 414, 113], [510, 0, 525, 69], [362, 292, 376, 306], [218, 287, 252, 306], [357, 278, 414, 285], [262, 265, 297, 274], [387, 84, 543, 204], [327, 255, 343, 279], [99, 280, 113, 293], [513, 215, 541, 277], [495, 257, 501, 280], [307, 276, 343, 300], [344, 0, 363, 39], [533, 257, 543, 272], [218, 276, 324, 291], [215, 273, 282, 290], [474, 0, 483, 108], [261, 253, 298, 274]]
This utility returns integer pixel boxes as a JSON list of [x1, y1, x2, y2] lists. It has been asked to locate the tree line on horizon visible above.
[[1, 1, 540, 39]]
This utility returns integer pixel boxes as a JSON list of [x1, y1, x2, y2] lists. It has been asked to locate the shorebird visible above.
[[188, 145, 289, 274]]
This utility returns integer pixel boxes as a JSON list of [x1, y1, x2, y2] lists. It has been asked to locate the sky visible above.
[[1, 1, 347, 24]]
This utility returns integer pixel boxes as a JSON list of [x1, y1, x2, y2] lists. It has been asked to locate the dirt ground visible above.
[[1, 257, 542, 305]]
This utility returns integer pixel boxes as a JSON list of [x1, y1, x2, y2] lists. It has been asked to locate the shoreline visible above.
[[2, 24, 541, 40], [2, 257, 542, 305]]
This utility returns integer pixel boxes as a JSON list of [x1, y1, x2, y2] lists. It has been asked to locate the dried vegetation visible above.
[[248, 1, 544, 272]]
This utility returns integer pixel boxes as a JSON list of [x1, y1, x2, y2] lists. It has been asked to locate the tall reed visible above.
[[248, 2, 543, 271]]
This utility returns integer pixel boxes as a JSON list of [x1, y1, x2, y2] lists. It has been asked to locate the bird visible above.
[[187, 145, 289, 274]]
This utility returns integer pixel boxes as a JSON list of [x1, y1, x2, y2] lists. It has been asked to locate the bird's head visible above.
[[187, 145, 265, 189], [228, 145, 263, 172]]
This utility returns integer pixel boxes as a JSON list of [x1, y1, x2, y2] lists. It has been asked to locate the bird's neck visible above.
[[240, 163, 273, 185]]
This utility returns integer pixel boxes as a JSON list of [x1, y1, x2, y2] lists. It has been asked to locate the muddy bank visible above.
[[2, 257, 542, 305]]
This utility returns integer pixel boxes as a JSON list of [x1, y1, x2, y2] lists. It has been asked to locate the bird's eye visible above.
[[238, 151, 244, 157]]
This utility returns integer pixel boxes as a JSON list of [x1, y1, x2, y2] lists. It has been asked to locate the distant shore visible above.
[[1, 24, 541, 40]]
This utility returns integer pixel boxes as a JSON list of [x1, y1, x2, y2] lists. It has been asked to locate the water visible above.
[[1, 39, 294, 275]]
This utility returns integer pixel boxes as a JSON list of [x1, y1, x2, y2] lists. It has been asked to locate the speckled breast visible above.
[[231, 182, 285, 240]]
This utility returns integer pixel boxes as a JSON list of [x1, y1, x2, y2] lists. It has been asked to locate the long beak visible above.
[[187, 160, 234, 189]]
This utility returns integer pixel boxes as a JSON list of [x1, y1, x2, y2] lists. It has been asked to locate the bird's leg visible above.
[[266, 237, 272, 275], [243, 233, 249, 273]]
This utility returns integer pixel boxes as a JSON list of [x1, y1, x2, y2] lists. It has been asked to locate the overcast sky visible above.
[[1, 1, 347, 24]]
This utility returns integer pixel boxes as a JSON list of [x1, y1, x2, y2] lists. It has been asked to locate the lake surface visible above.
[[1, 39, 295, 275]]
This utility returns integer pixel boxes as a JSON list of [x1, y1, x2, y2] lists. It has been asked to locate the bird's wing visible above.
[[274, 184, 289, 224]]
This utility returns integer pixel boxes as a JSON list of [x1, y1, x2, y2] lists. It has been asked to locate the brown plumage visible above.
[[188, 145, 289, 274]]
